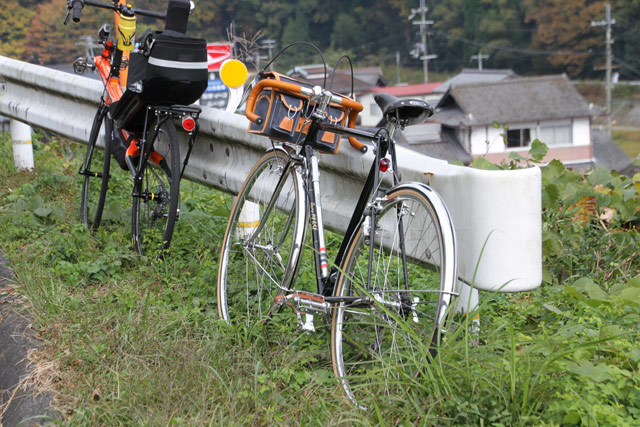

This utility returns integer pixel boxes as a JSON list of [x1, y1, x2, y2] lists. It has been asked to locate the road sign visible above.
[[206, 78, 227, 93], [207, 42, 232, 71]]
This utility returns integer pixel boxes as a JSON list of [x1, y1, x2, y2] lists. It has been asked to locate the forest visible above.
[[1, 0, 639, 81]]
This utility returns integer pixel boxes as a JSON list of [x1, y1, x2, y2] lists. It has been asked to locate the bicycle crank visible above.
[[274, 291, 331, 332]]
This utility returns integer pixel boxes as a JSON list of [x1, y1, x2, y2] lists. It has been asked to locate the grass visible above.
[[0, 131, 639, 424]]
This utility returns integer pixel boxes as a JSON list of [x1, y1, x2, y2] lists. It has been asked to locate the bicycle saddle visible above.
[[374, 93, 434, 126]]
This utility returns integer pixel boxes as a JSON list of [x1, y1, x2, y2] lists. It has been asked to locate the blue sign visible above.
[[206, 79, 227, 93]]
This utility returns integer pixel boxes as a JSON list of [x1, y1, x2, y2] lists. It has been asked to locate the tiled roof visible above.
[[395, 126, 472, 164], [434, 68, 517, 93], [592, 128, 637, 176], [369, 82, 441, 97], [432, 74, 596, 126], [287, 65, 386, 96]]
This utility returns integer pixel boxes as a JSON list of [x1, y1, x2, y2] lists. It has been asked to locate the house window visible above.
[[506, 128, 531, 148], [539, 123, 572, 146]]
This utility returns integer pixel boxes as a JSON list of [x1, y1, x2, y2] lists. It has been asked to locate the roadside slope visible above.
[[0, 250, 58, 426]]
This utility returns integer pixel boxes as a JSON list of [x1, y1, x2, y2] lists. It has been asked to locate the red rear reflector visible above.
[[182, 116, 196, 132], [379, 158, 390, 172]]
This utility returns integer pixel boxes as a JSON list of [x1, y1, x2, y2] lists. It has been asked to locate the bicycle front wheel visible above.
[[131, 119, 180, 257], [80, 105, 111, 231], [217, 148, 306, 324], [330, 184, 457, 409]]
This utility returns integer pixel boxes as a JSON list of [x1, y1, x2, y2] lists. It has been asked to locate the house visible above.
[[358, 68, 518, 127], [422, 74, 599, 166], [592, 128, 637, 176], [358, 82, 442, 126], [286, 64, 387, 97], [433, 68, 517, 94]]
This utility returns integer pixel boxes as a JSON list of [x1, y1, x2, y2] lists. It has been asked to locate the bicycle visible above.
[[217, 61, 459, 408], [69, 0, 206, 256]]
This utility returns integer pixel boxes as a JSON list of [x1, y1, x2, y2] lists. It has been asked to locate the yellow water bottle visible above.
[[118, 6, 136, 52]]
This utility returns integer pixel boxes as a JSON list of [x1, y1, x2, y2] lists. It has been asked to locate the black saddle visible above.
[[374, 93, 433, 127]]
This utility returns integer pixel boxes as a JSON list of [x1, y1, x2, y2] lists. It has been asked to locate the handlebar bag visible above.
[[112, 31, 208, 133], [248, 72, 350, 154]]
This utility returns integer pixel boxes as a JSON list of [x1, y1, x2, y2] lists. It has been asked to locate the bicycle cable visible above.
[[261, 41, 328, 89], [330, 54, 354, 98]]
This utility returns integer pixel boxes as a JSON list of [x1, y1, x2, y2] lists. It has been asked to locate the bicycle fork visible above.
[[272, 146, 331, 332]]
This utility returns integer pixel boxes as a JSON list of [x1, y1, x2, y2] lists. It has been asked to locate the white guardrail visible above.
[[0, 55, 541, 293]]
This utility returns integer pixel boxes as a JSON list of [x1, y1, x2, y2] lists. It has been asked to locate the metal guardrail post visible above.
[[10, 119, 34, 171]]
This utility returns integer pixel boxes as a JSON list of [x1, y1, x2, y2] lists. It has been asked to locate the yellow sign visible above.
[[220, 60, 248, 88]]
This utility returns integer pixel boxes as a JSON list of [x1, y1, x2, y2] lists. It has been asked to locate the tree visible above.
[[0, 2, 35, 60], [611, 0, 640, 80], [524, 0, 606, 77]]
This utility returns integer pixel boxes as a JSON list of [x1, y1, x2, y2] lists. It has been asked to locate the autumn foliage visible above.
[[1, 0, 638, 80]]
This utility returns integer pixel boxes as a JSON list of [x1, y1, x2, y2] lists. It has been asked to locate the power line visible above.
[[613, 55, 640, 77]]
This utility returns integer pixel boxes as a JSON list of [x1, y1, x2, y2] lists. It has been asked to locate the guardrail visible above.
[[0, 55, 541, 293]]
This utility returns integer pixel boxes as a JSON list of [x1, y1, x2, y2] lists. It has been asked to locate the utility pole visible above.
[[471, 51, 489, 70], [591, 3, 615, 136], [76, 36, 102, 63], [410, 0, 436, 83], [260, 39, 276, 71], [396, 51, 401, 84]]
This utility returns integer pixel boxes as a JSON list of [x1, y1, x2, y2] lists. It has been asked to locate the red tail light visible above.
[[182, 116, 196, 132], [379, 158, 390, 172]]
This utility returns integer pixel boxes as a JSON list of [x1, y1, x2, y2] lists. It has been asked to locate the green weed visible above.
[[0, 132, 638, 424]]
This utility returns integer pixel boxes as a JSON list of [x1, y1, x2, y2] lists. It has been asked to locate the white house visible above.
[[419, 74, 598, 166]]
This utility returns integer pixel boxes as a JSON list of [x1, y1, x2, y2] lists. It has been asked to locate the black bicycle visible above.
[[217, 65, 458, 408]]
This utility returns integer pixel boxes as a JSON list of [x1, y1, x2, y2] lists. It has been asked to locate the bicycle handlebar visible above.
[[245, 79, 368, 153], [72, 0, 83, 22], [65, 0, 166, 25]]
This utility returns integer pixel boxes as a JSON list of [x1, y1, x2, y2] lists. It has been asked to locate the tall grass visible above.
[[0, 132, 638, 424]]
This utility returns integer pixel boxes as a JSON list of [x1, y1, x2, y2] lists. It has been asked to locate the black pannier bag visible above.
[[111, 32, 208, 133]]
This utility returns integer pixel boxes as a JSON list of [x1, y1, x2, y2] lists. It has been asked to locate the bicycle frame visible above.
[[258, 111, 395, 304], [130, 105, 202, 183], [93, 0, 129, 100], [306, 120, 397, 299]]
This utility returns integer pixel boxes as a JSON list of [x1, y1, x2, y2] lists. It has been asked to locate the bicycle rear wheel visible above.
[[330, 184, 457, 409], [217, 148, 306, 324], [80, 105, 111, 231], [131, 119, 180, 257]]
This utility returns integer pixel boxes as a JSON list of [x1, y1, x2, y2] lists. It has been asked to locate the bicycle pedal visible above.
[[274, 291, 330, 316], [73, 57, 88, 74]]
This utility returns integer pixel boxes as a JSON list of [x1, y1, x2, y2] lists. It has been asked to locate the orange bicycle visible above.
[[68, 0, 207, 256]]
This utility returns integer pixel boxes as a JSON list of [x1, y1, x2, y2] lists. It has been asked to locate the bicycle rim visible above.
[[217, 149, 306, 324], [331, 186, 456, 409], [131, 119, 180, 257], [80, 106, 111, 231]]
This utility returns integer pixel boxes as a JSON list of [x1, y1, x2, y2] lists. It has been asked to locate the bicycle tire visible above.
[[330, 184, 457, 409], [131, 119, 180, 257], [217, 148, 307, 324], [80, 105, 111, 231]]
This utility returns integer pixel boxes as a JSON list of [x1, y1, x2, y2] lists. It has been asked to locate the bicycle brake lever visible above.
[[64, 9, 71, 25]]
